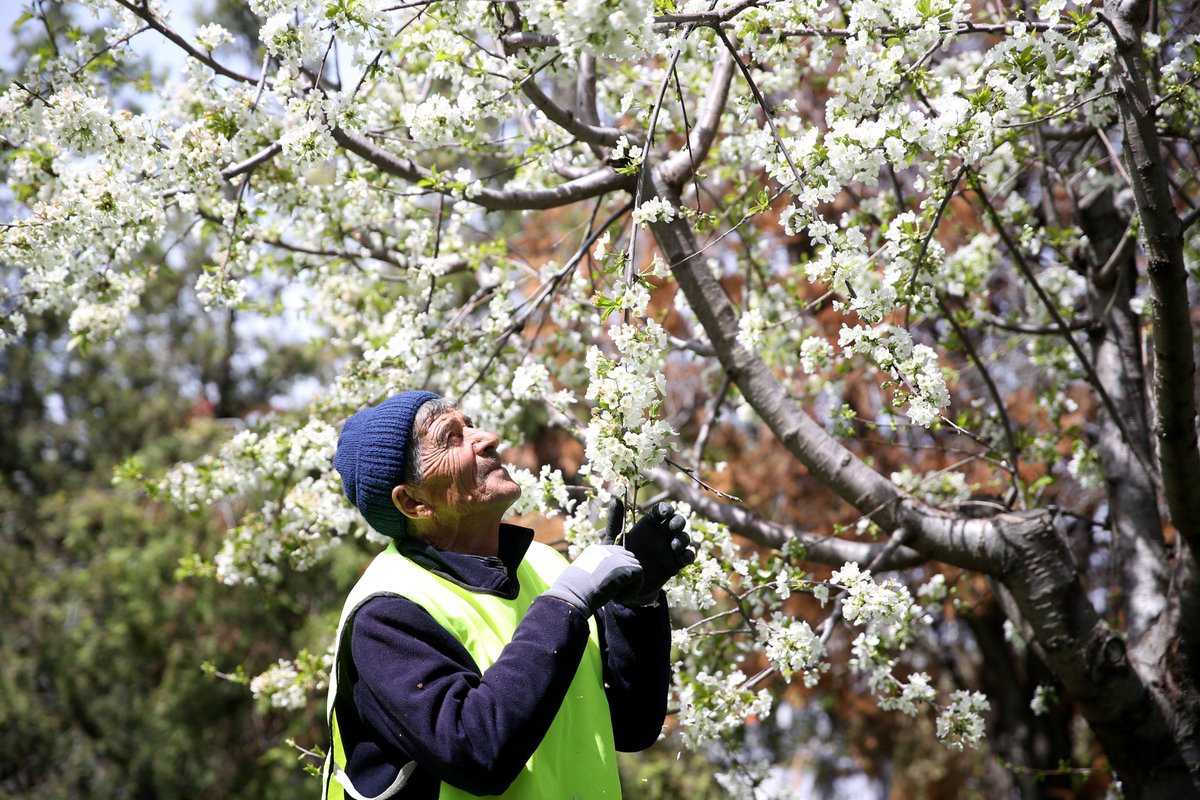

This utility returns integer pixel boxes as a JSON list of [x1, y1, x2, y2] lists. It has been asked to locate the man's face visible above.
[[410, 409, 521, 522]]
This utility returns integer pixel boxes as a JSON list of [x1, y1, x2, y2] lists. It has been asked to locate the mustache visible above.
[[479, 457, 506, 473]]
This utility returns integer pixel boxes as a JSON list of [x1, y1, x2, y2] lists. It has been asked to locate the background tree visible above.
[[2, 0, 1199, 797], [0, 16, 339, 793]]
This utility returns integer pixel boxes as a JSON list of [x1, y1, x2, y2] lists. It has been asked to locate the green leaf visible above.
[[1028, 474, 1055, 496]]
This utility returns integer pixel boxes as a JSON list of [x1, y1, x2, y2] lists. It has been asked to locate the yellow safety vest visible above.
[[322, 540, 622, 799]]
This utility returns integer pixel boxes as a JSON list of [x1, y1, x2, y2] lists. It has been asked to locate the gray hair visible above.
[[402, 397, 455, 488]]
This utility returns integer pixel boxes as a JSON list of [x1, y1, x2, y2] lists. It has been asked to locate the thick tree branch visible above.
[[518, 78, 624, 148], [650, 182, 1193, 791], [658, 48, 735, 189], [647, 175, 1001, 572], [1105, 6, 1200, 778], [1104, 0, 1200, 549], [990, 512, 1194, 797], [647, 467, 926, 570]]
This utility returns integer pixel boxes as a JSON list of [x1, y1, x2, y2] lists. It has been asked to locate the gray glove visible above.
[[544, 544, 644, 615]]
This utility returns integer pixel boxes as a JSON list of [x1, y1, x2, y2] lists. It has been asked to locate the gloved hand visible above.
[[608, 499, 696, 606], [543, 544, 644, 615]]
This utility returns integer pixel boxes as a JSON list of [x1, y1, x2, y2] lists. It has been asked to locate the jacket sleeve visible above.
[[349, 593, 591, 796], [596, 594, 672, 751]]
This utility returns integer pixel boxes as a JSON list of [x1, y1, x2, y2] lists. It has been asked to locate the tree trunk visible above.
[[1077, 187, 1167, 643], [647, 170, 1200, 797]]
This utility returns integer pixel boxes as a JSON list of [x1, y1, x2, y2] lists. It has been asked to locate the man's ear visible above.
[[392, 484, 433, 520]]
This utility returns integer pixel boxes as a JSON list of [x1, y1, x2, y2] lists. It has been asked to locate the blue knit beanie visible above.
[[333, 390, 440, 538]]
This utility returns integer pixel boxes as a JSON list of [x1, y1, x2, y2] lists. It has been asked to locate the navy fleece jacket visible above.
[[334, 524, 671, 798]]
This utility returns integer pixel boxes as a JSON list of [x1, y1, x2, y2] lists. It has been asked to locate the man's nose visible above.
[[469, 427, 500, 453]]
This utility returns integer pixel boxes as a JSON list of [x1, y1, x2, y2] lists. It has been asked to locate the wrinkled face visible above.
[[410, 409, 521, 522]]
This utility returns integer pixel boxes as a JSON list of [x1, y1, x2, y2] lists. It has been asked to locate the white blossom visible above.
[[762, 617, 828, 686], [936, 690, 991, 750], [1031, 684, 1056, 716], [631, 197, 678, 227]]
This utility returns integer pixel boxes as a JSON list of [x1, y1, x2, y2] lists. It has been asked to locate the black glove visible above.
[[607, 499, 696, 606]]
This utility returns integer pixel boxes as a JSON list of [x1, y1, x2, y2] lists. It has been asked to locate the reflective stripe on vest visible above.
[[322, 540, 622, 800]]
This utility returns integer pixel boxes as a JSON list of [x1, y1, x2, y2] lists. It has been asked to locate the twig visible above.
[[903, 163, 967, 329], [111, 0, 262, 85], [939, 296, 1023, 505], [692, 372, 732, 472], [626, 41, 689, 322], [664, 456, 741, 502], [980, 311, 1094, 335]]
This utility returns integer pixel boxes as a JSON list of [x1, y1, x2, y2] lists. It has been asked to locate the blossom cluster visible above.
[[249, 649, 331, 711], [762, 617, 828, 687], [936, 690, 991, 750], [839, 325, 951, 426], [674, 669, 774, 750], [582, 318, 674, 492], [521, 0, 657, 60]]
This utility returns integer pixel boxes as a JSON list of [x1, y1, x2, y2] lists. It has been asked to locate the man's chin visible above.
[[487, 467, 522, 501], [498, 476, 522, 501]]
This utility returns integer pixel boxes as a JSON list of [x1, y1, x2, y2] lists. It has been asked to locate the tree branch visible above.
[[518, 76, 624, 147], [988, 511, 1191, 797], [658, 47, 735, 189], [973, 178, 1155, 480], [329, 126, 634, 210], [691, 371, 731, 472], [940, 296, 1023, 504], [111, 0, 262, 86], [221, 142, 283, 181], [1104, 0, 1200, 549], [981, 311, 1095, 335], [1078, 187, 1167, 642], [574, 53, 610, 161], [654, 0, 765, 25], [647, 467, 926, 570], [647, 176, 1001, 572], [499, 31, 558, 51], [1182, 205, 1200, 232]]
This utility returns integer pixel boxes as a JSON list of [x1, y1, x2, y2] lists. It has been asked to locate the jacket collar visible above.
[[396, 523, 535, 599]]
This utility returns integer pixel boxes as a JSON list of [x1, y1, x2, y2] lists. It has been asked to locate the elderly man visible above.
[[322, 391, 694, 799]]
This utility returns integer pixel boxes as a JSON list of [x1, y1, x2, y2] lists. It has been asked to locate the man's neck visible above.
[[414, 515, 504, 557]]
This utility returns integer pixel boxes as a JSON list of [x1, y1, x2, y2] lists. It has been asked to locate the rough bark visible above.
[[1102, 4, 1200, 788], [649, 181, 908, 533], [1105, 0, 1200, 547], [990, 513, 1196, 797]]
